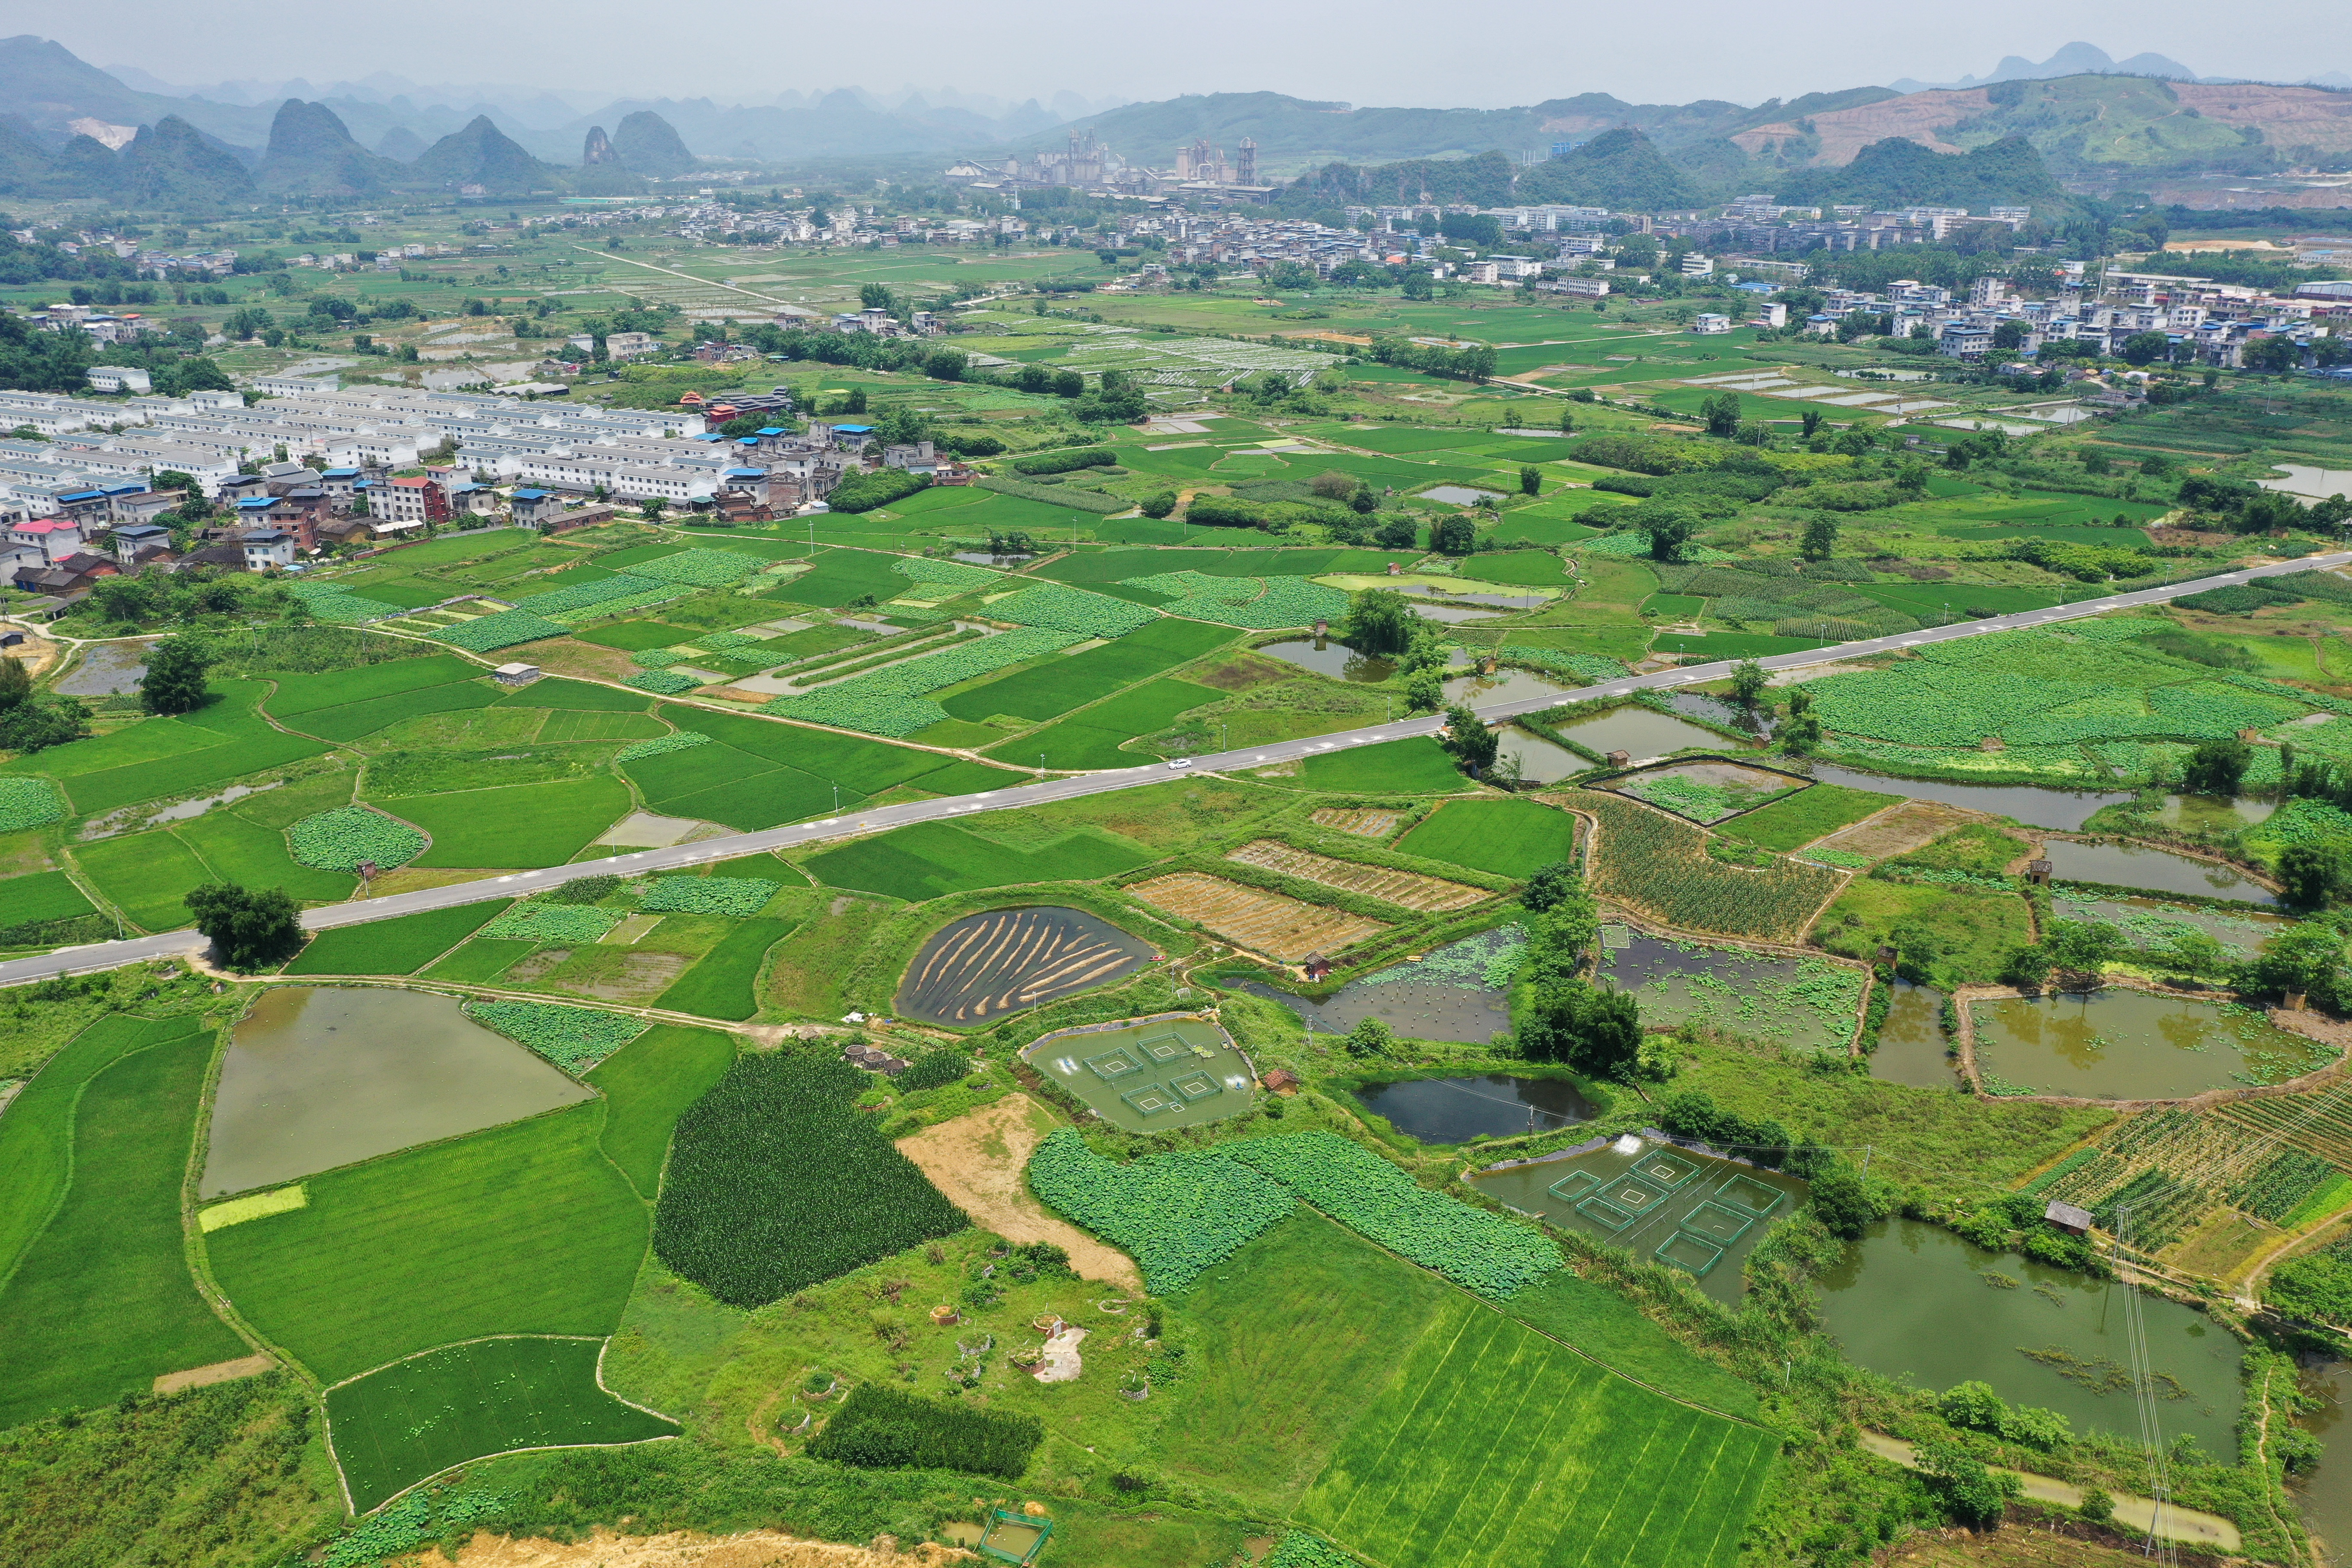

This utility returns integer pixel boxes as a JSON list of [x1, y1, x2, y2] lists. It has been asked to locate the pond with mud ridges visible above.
[[1471, 1134, 1809, 1305], [2039, 839, 2276, 905], [895, 906, 1153, 1025], [1808, 764, 2130, 831], [201, 986, 594, 1198], [1349, 1073, 1596, 1143], [1969, 989, 2336, 1099], [1817, 1219, 2243, 1455]]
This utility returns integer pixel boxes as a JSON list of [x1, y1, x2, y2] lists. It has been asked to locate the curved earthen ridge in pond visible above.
[[894, 906, 1154, 1024]]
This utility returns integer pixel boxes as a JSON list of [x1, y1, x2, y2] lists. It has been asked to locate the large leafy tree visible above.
[[138, 634, 213, 716], [186, 883, 304, 970]]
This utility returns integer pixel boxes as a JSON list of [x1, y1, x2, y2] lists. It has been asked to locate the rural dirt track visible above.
[[406, 1528, 975, 1568], [895, 1094, 1142, 1293]]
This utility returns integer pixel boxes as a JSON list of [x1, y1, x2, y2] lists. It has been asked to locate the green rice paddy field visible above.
[[1395, 797, 1579, 876], [205, 1102, 649, 1384], [328, 1337, 677, 1511], [0, 1017, 247, 1429]]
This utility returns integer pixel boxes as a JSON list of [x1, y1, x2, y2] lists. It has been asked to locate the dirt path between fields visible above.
[[895, 1094, 1142, 1293], [406, 1528, 973, 1568]]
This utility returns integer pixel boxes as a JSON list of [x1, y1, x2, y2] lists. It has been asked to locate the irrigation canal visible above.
[[6, 549, 2347, 988]]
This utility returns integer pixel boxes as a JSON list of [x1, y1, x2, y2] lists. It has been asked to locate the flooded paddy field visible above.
[[1023, 1015, 1257, 1133], [1817, 1218, 2244, 1455], [894, 906, 1154, 1026], [1472, 1133, 1809, 1306], [1598, 927, 1864, 1054], [1970, 989, 2337, 1099], [1233, 925, 1524, 1045], [1348, 1072, 1597, 1143], [2040, 839, 2277, 905], [2049, 891, 2287, 962], [202, 986, 593, 1198]]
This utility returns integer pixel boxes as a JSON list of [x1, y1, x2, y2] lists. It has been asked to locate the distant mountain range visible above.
[[5, 33, 2352, 212], [1886, 40, 2352, 94]]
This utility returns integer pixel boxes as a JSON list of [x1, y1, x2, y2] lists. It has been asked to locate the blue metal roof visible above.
[[512, 488, 551, 500], [832, 423, 874, 433], [755, 426, 787, 436]]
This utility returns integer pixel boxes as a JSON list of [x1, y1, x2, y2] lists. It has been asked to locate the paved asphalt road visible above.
[[8, 549, 2344, 988]]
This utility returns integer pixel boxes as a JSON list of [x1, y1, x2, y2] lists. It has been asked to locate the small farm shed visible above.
[[2045, 1200, 2093, 1237], [1262, 1069, 1301, 1096]]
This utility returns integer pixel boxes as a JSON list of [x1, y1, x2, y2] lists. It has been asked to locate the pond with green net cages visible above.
[[1470, 1133, 1809, 1305], [1023, 1015, 1258, 1133]]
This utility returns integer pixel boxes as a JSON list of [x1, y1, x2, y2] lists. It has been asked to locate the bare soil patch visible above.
[[523, 637, 645, 684], [1127, 873, 1386, 960], [153, 1354, 274, 1394], [1309, 808, 1403, 838], [1807, 798, 1979, 863], [1226, 839, 1484, 912], [1194, 652, 1296, 692], [407, 1528, 974, 1568], [897, 1095, 1142, 1292]]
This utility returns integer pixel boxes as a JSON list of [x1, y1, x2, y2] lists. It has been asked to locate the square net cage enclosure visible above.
[[1655, 1230, 1728, 1277], [1086, 1047, 1147, 1082]]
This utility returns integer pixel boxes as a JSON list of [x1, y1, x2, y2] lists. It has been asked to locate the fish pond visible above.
[[1870, 979, 1957, 1088], [1347, 1072, 1597, 1143], [2157, 793, 2276, 832], [1233, 924, 1524, 1045], [1598, 926, 1865, 1054], [1257, 638, 1396, 683], [1494, 727, 1589, 784], [1808, 764, 2131, 832], [1471, 1134, 1810, 1306], [1441, 669, 1578, 708], [2293, 1357, 2352, 1565], [2040, 839, 2277, 905], [1969, 989, 2337, 1099], [1816, 1219, 2244, 1456], [202, 986, 593, 1198], [1023, 1015, 1257, 1133], [895, 906, 1154, 1026], [1554, 706, 1736, 760]]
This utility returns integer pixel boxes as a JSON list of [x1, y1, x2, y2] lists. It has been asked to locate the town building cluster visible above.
[[0, 375, 952, 603]]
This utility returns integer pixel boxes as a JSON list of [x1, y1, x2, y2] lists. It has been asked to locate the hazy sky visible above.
[[27, 0, 2352, 108]]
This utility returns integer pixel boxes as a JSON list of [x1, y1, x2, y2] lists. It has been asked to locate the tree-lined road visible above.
[[5, 548, 2343, 988]]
